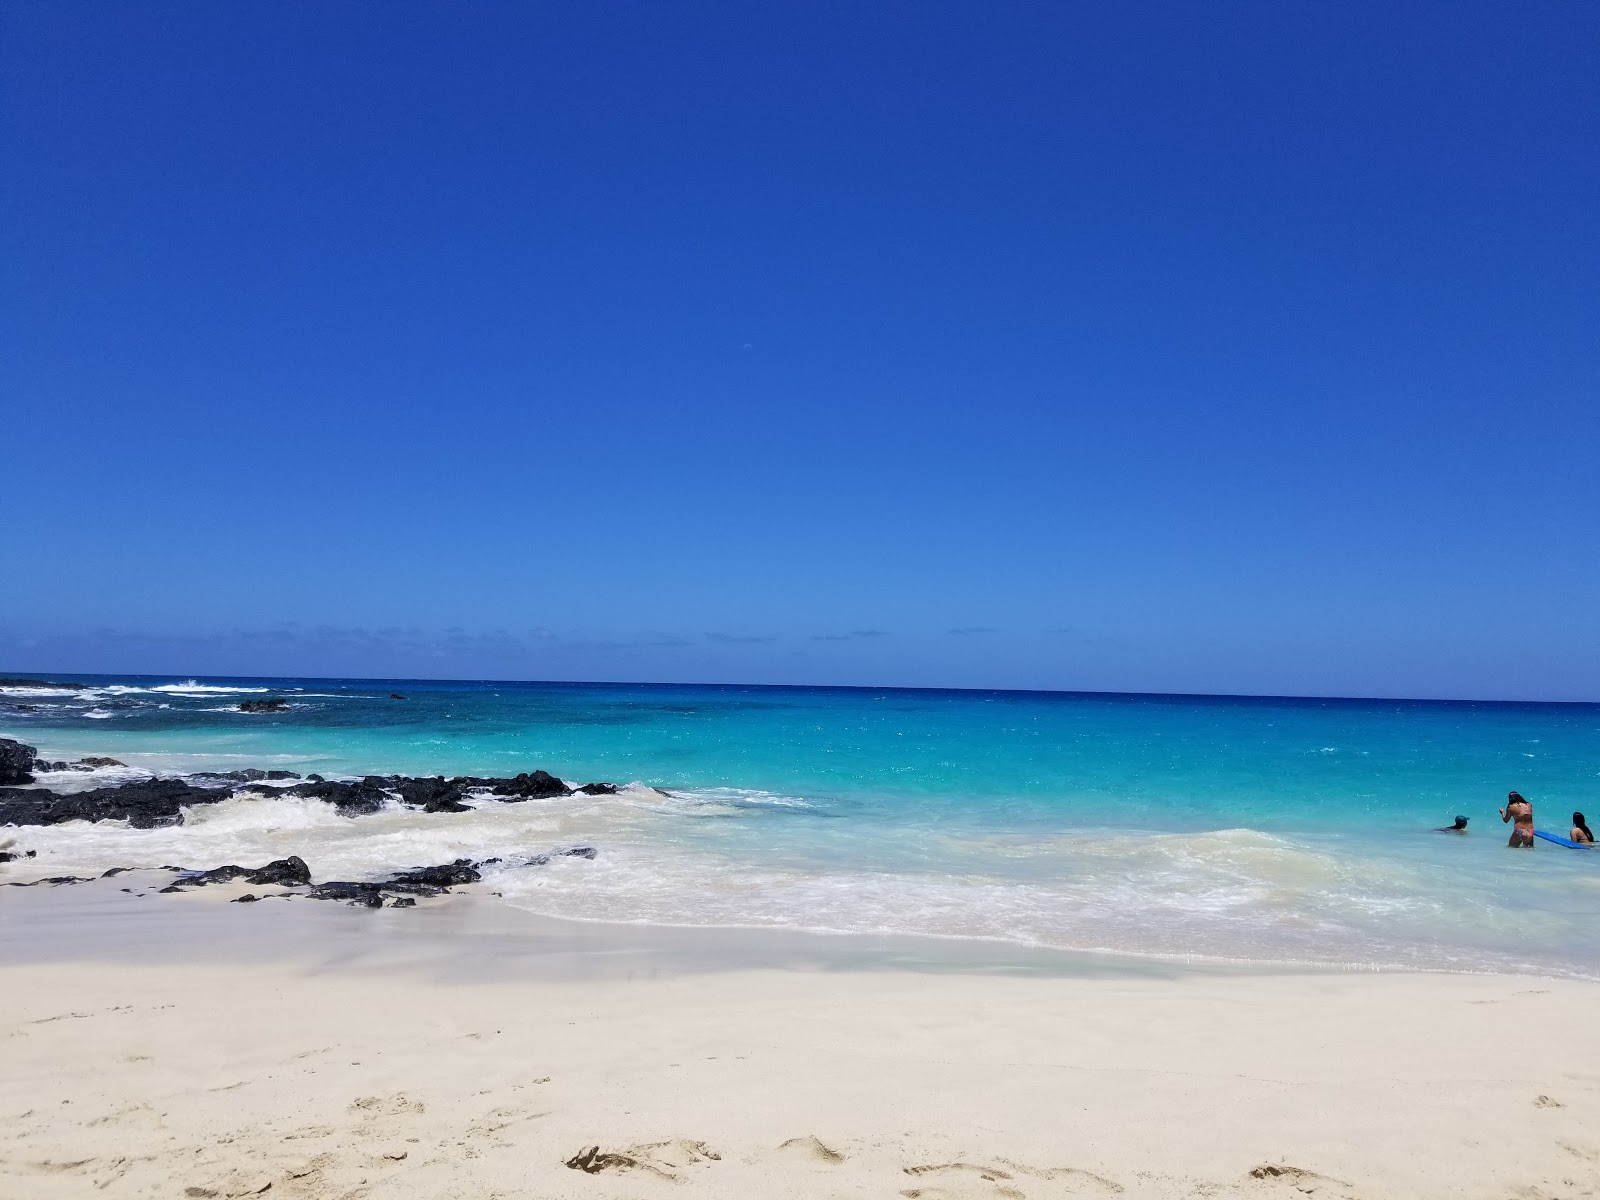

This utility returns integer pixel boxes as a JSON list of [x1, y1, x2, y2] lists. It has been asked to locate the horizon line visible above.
[[4, 669, 1597, 709]]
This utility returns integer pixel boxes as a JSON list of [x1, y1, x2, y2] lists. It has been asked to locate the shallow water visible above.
[[4, 675, 1599, 976]]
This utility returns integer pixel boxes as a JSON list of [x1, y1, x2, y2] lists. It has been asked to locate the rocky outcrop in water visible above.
[[0, 738, 37, 786], [280, 777, 392, 816], [392, 776, 473, 812], [0, 760, 626, 828], [238, 698, 290, 713], [0, 679, 86, 690], [0, 777, 235, 828]]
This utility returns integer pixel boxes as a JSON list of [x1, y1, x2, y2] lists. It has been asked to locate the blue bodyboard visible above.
[[1534, 830, 1594, 849]]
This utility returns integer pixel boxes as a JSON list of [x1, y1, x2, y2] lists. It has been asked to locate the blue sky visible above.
[[3, 1, 1597, 699]]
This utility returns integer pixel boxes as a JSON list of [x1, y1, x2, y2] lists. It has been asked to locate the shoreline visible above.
[[2, 890, 1597, 1199]]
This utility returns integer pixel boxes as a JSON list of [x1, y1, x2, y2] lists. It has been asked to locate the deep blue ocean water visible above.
[[4, 675, 1599, 975]]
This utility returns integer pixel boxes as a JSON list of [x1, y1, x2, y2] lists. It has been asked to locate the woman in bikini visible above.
[[1571, 812, 1595, 845], [1500, 791, 1534, 848]]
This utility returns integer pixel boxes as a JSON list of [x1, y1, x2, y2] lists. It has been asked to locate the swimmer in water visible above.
[[1434, 816, 1470, 833], [1500, 791, 1534, 848], [1571, 812, 1595, 845]]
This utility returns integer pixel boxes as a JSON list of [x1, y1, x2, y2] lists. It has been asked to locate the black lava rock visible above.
[[0, 737, 37, 786], [0, 777, 233, 828], [487, 770, 570, 800], [576, 782, 618, 795], [388, 858, 480, 889], [561, 846, 599, 859], [282, 778, 391, 816], [394, 776, 473, 813], [238, 698, 290, 713], [170, 855, 313, 890], [307, 881, 386, 907]]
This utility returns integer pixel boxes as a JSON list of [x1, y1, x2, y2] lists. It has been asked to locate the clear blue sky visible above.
[[3, 1, 1597, 699]]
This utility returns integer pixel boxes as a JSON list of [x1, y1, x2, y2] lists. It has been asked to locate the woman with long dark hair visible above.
[[1571, 812, 1595, 845], [1500, 792, 1535, 848]]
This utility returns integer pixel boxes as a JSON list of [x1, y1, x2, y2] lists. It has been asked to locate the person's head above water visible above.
[[1574, 812, 1594, 841], [1451, 815, 1469, 830]]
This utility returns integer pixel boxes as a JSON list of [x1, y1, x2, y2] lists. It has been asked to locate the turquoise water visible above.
[[5, 675, 1600, 975]]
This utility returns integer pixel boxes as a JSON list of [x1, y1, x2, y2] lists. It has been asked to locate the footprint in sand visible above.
[[903, 1160, 1124, 1199], [902, 1162, 1027, 1199], [349, 1093, 426, 1117]]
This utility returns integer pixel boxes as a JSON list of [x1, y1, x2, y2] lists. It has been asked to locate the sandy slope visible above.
[[1, 894, 1598, 1199]]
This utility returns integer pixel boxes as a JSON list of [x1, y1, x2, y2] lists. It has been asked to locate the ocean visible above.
[[4, 675, 1599, 977]]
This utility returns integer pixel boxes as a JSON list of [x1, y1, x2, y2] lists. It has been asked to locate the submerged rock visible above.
[[190, 768, 300, 784], [576, 782, 618, 795], [78, 756, 127, 768], [0, 737, 37, 786]]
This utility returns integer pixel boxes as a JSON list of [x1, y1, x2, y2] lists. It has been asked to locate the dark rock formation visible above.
[[387, 858, 480, 889], [307, 881, 386, 907], [0, 679, 86, 690], [487, 770, 570, 799], [78, 756, 127, 768], [8, 875, 95, 887], [0, 848, 38, 863], [390, 693, 406, 700], [1, 757, 610, 829], [168, 856, 312, 890], [390, 896, 415, 907], [238, 698, 290, 713], [393, 776, 473, 813], [232, 894, 260, 903], [282, 777, 391, 816], [34, 760, 105, 773], [0, 738, 36, 786], [0, 777, 228, 828], [562, 845, 599, 859]]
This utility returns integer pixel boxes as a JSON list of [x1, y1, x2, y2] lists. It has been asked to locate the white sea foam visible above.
[[6, 779, 1571, 977]]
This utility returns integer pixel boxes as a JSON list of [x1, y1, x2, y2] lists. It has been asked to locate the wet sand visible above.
[[2, 878, 1598, 1199]]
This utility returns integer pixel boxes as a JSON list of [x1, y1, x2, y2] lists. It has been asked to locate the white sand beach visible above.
[[2, 880, 1598, 1200]]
